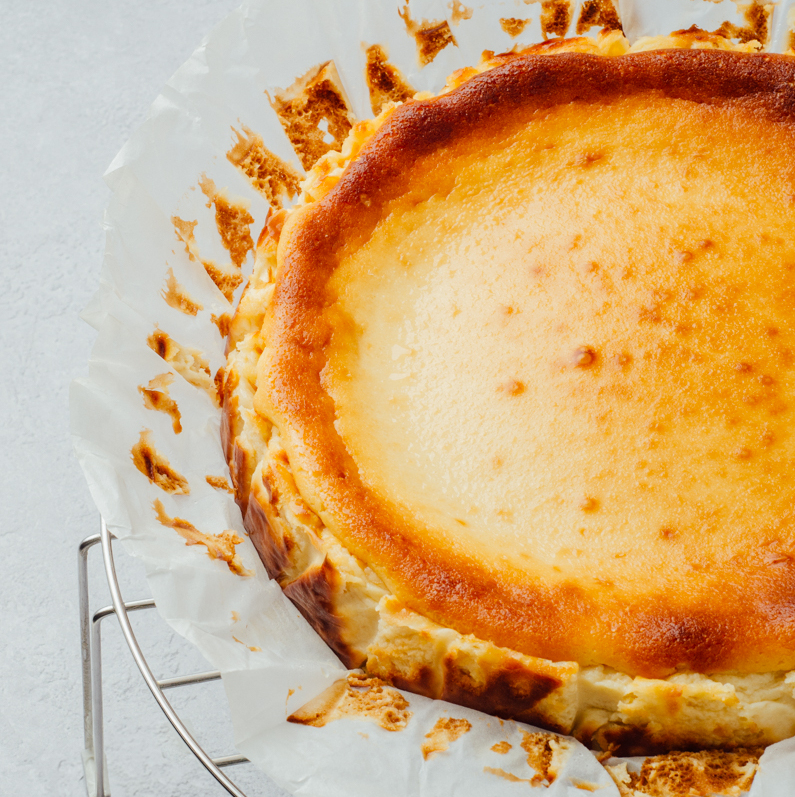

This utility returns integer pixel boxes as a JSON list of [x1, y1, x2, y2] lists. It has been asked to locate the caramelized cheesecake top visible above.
[[256, 50, 795, 678]]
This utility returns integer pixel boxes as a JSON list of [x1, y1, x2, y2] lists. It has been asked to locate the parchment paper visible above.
[[72, 1, 795, 794]]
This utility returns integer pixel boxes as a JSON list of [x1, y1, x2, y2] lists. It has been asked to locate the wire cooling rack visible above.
[[79, 519, 250, 797]]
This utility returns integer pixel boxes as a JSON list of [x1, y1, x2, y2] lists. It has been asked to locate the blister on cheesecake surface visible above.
[[222, 34, 795, 755]]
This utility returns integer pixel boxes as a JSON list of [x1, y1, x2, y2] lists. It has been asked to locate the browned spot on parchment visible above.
[[270, 61, 356, 171], [576, 0, 621, 34], [211, 312, 232, 339], [201, 261, 243, 303], [138, 373, 182, 434], [449, 0, 473, 24], [146, 327, 218, 405], [491, 740, 512, 754], [605, 747, 761, 797], [161, 268, 202, 316], [172, 216, 200, 260], [364, 44, 415, 115], [153, 498, 252, 576], [214, 366, 225, 407], [227, 126, 301, 209], [288, 672, 411, 731], [171, 215, 242, 302], [540, 0, 572, 39], [484, 767, 536, 785], [131, 429, 189, 494], [233, 635, 262, 652], [714, 3, 771, 46], [421, 716, 472, 759], [206, 474, 234, 494], [198, 175, 254, 268], [399, 4, 458, 66], [522, 731, 567, 785], [500, 18, 531, 37], [484, 732, 567, 786]]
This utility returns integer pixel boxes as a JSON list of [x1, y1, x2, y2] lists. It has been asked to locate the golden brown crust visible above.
[[592, 724, 748, 759], [224, 44, 795, 755], [439, 654, 563, 729], [244, 473, 292, 582], [363, 596, 580, 734], [282, 559, 358, 668], [258, 49, 795, 679]]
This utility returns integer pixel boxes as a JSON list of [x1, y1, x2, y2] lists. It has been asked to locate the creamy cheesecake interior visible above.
[[263, 73, 795, 676]]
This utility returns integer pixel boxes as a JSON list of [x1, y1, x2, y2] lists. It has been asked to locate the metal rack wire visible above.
[[79, 519, 250, 797]]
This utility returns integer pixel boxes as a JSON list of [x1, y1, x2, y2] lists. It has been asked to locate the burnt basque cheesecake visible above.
[[221, 36, 795, 754]]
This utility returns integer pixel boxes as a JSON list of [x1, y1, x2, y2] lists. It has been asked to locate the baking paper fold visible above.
[[72, 1, 795, 794]]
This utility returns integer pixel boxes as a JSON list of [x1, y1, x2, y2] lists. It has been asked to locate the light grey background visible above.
[[1, 3, 286, 795]]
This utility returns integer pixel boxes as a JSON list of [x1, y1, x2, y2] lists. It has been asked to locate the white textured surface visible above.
[[0, 2, 286, 795]]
